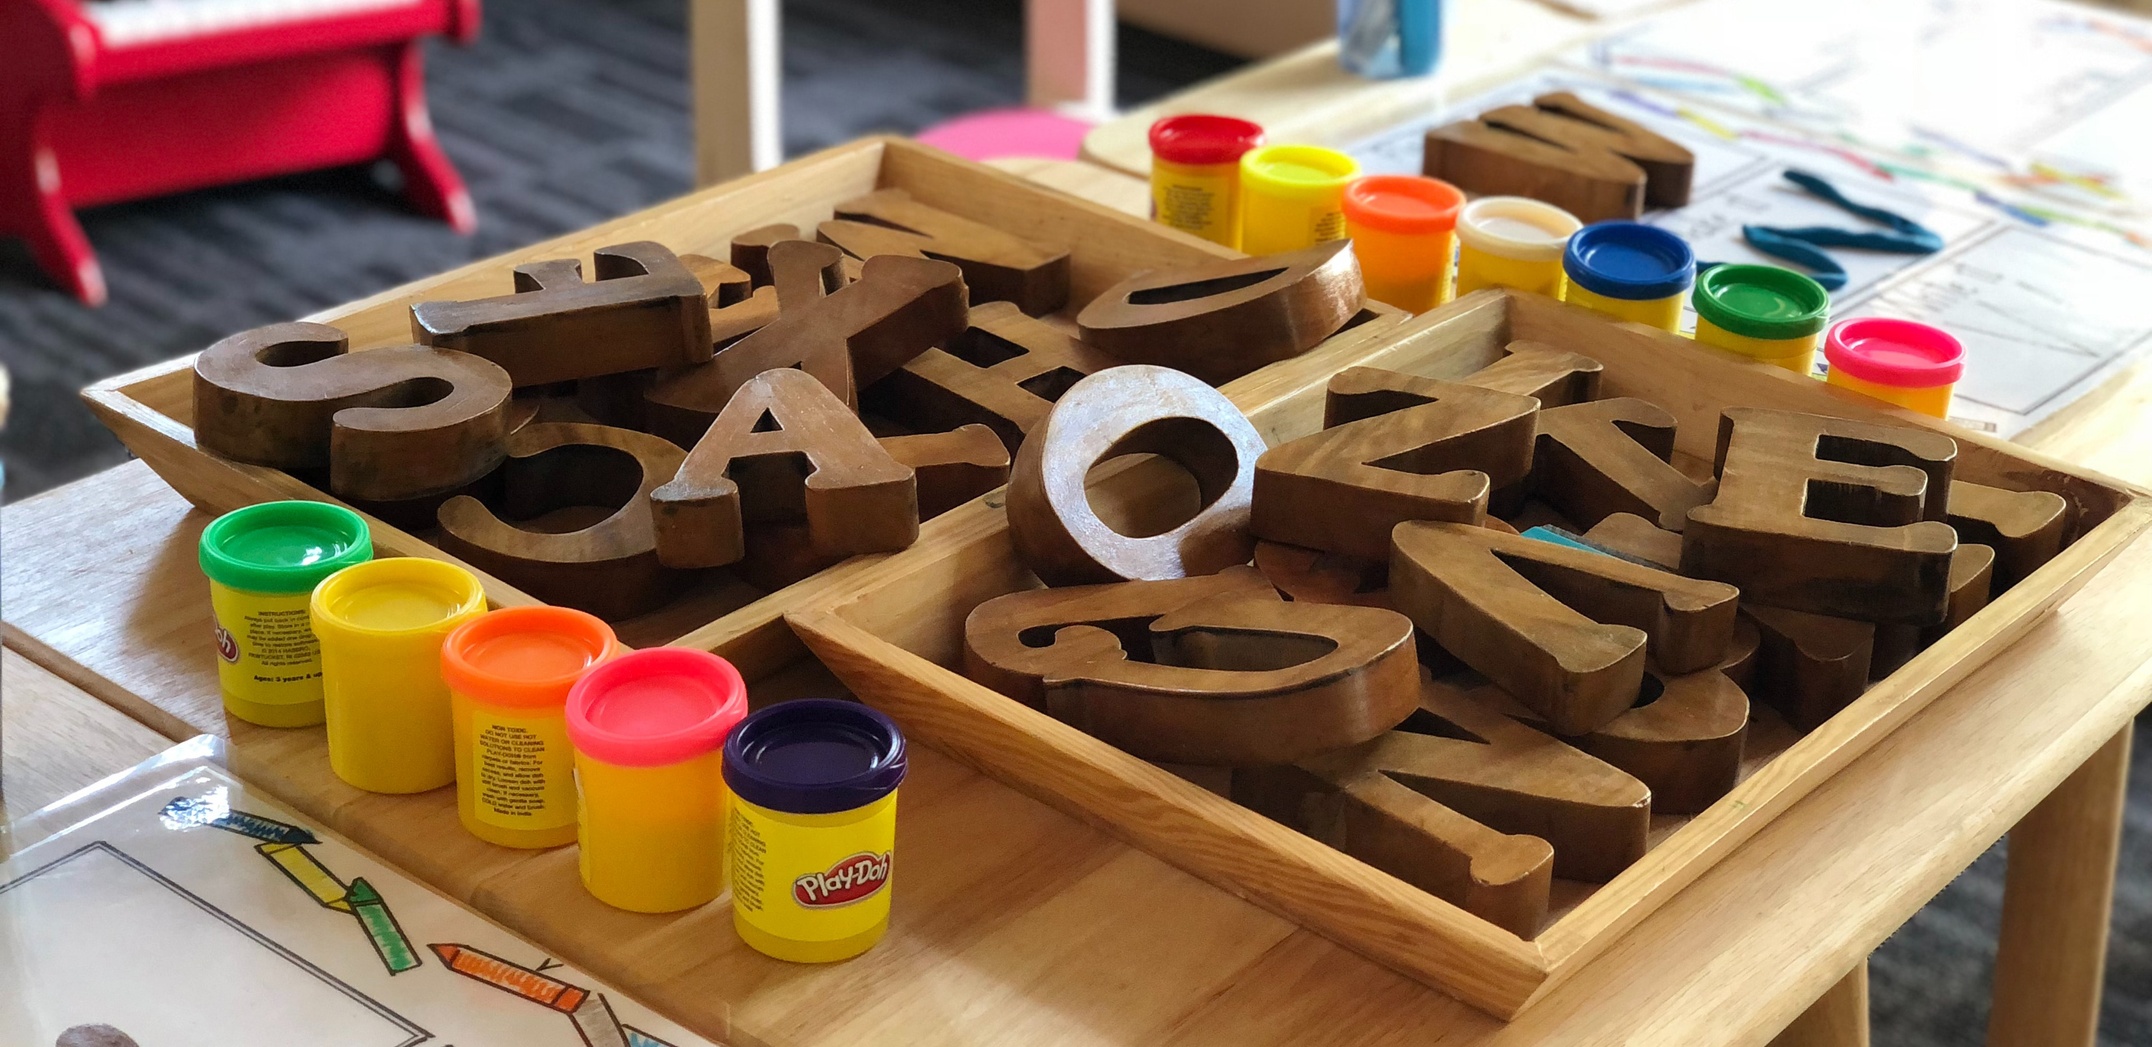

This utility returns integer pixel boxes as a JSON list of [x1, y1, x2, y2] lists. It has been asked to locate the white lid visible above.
[[1456, 197, 1583, 262]]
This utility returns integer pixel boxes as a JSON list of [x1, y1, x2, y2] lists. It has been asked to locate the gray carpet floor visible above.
[[0, 2, 2144, 1043]]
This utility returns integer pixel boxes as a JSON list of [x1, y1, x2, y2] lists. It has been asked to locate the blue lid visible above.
[[723, 699, 907, 814], [1563, 221, 1696, 301]]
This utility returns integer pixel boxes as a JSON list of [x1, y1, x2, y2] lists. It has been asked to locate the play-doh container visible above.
[[1691, 264, 1832, 375], [1561, 221, 1695, 332], [199, 501, 372, 727], [725, 698, 908, 963], [1824, 317, 1965, 418], [311, 558, 487, 793], [1149, 114, 1264, 249], [1453, 196, 1580, 298], [1342, 174, 1465, 312], [1238, 144, 1359, 255], [441, 606, 617, 849], [567, 647, 748, 913]]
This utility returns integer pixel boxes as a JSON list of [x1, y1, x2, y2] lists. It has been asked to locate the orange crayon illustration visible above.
[[431, 942, 666, 1047], [429, 943, 588, 1013]]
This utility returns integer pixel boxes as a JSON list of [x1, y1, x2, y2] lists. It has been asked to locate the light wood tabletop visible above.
[[1, 647, 170, 834]]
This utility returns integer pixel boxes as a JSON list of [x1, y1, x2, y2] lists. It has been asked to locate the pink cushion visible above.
[[914, 107, 1094, 161]]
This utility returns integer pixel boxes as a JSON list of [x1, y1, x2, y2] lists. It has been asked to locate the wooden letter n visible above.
[[1389, 521, 1739, 736], [1253, 367, 1538, 560]]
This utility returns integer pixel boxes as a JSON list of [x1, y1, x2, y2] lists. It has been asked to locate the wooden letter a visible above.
[[651, 367, 916, 569]]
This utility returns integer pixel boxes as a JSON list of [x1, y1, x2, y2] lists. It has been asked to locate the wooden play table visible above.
[[3, 153, 2143, 1045]]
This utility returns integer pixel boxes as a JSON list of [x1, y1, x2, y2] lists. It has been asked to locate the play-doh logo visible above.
[[793, 852, 891, 908], [215, 624, 240, 664]]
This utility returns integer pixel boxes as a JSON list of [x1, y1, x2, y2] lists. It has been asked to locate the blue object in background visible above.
[[1339, 0, 1442, 78], [1520, 525, 1607, 556]]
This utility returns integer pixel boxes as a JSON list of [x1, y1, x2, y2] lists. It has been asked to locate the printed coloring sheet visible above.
[[0, 741, 722, 1047], [1569, 0, 2152, 218], [1342, 50, 2152, 435]]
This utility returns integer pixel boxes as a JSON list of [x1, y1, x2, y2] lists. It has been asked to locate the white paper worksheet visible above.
[[0, 741, 725, 1047]]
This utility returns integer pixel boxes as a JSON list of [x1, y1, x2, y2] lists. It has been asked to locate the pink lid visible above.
[[1826, 318, 1964, 388], [566, 648, 748, 767]]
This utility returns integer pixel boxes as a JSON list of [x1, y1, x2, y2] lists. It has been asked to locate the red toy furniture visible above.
[[0, 0, 481, 304]]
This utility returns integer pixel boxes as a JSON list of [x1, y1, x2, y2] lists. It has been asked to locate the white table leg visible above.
[[691, 0, 782, 185]]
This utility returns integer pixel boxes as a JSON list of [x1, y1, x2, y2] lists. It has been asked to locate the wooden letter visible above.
[[880, 424, 1012, 518], [1074, 241, 1366, 384], [1254, 541, 1391, 609], [1872, 543, 1997, 679], [1390, 521, 1740, 735], [1682, 408, 1959, 624], [1580, 512, 1684, 570], [1532, 397, 1714, 531], [1476, 621, 1755, 815], [679, 252, 753, 306], [435, 423, 688, 620], [1252, 368, 1538, 560], [1423, 92, 1695, 221], [863, 301, 1123, 452], [410, 241, 712, 386], [729, 223, 816, 286], [1948, 480, 2069, 589], [1458, 340, 1604, 406], [1235, 672, 1651, 935], [193, 321, 512, 502], [651, 367, 916, 569], [1007, 365, 1270, 586], [643, 242, 968, 444], [1744, 606, 1874, 731], [819, 188, 1071, 315], [962, 568, 1421, 765]]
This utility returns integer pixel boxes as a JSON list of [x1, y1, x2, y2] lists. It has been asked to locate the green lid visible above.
[[199, 501, 373, 595], [1692, 264, 1830, 341]]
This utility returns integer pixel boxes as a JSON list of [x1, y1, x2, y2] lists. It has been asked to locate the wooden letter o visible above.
[[1007, 365, 1268, 586]]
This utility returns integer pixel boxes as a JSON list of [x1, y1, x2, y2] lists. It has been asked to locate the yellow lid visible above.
[[311, 558, 488, 639], [1239, 144, 1360, 201], [1457, 196, 1583, 262]]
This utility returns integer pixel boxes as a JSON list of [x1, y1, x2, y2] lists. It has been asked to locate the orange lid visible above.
[[441, 606, 618, 708], [1343, 175, 1465, 236]]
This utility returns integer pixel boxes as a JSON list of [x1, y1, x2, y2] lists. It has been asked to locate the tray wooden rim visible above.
[[784, 289, 2152, 1017]]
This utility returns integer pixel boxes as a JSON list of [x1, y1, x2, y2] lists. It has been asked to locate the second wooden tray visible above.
[[787, 289, 2151, 1017]]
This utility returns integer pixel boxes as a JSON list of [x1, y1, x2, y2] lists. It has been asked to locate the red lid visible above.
[[1343, 175, 1466, 235], [565, 648, 748, 767], [1826, 318, 1965, 388], [1149, 114, 1265, 167]]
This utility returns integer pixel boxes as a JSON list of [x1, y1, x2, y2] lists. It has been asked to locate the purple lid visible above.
[[723, 699, 907, 814]]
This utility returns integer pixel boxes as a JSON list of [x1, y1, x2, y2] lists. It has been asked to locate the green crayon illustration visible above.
[[346, 877, 421, 974]]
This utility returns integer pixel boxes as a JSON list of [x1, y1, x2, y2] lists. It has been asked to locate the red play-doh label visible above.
[[792, 852, 891, 908], [215, 624, 240, 664]]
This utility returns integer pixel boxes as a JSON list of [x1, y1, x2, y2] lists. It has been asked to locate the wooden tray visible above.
[[81, 136, 1404, 669], [786, 289, 2152, 1018]]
